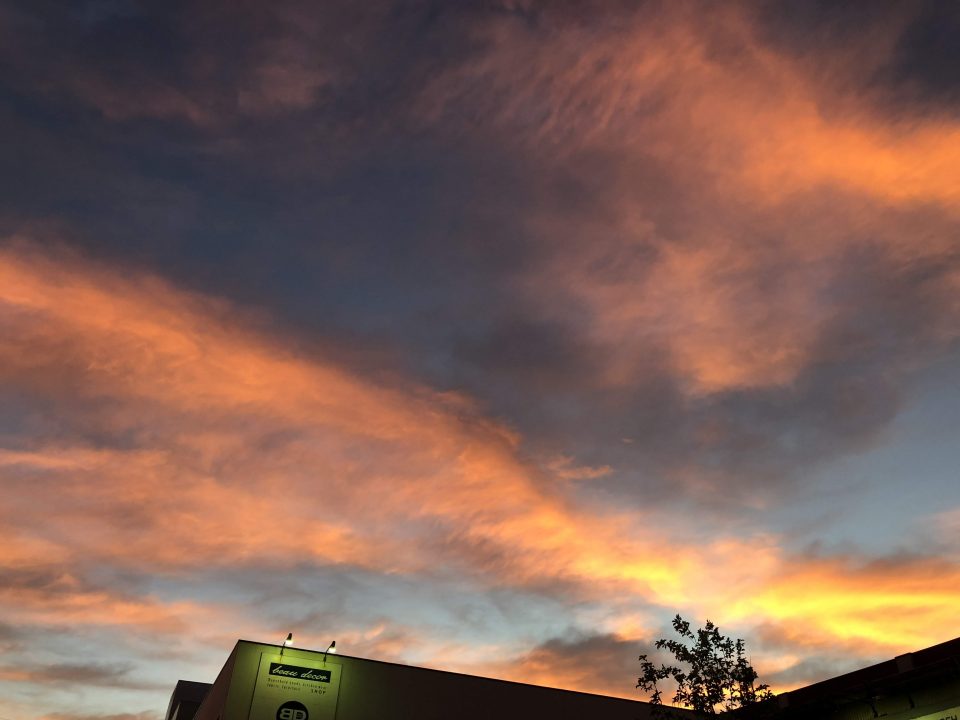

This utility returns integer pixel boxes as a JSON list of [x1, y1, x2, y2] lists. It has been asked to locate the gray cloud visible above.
[[0, 662, 162, 691], [1, 3, 959, 717], [0, 0, 956, 523], [505, 631, 644, 698], [44, 713, 159, 720]]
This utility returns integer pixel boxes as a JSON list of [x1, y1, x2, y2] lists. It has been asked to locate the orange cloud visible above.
[[728, 556, 960, 653], [0, 241, 702, 597], [4, 3, 959, 714], [421, 4, 960, 395], [2, 240, 959, 699], [0, 576, 197, 633]]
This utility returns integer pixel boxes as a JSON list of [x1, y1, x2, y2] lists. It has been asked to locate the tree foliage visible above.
[[637, 615, 773, 715]]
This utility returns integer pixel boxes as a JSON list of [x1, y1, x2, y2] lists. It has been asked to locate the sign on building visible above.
[[248, 653, 342, 720]]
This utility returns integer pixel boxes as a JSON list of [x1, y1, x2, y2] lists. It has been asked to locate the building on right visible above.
[[735, 636, 960, 720]]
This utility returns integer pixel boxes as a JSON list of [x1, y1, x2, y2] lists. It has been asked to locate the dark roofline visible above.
[[171, 679, 212, 701], [165, 679, 213, 720], [729, 635, 960, 719], [781, 635, 960, 707], [236, 639, 657, 709]]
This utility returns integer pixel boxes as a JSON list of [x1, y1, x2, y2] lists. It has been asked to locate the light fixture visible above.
[[323, 640, 336, 663], [280, 632, 294, 656]]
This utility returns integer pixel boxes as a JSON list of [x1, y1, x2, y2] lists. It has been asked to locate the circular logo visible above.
[[277, 700, 309, 720]]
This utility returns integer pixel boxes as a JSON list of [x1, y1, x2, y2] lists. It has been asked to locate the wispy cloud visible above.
[[1, 2, 959, 717], [2, 241, 958, 695]]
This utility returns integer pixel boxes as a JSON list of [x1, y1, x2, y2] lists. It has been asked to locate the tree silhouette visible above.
[[637, 615, 773, 716]]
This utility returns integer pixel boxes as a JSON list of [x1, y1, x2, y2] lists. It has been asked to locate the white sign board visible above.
[[248, 653, 342, 720]]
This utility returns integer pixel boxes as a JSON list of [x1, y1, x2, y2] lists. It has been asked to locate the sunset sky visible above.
[[1, 1, 959, 718]]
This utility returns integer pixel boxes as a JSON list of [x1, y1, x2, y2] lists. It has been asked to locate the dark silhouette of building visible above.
[[166, 680, 213, 720], [736, 636, 960, 720], [166, 636, 960, 720]]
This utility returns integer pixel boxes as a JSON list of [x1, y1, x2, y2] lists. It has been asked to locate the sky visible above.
[[0, 0, 959, 718]]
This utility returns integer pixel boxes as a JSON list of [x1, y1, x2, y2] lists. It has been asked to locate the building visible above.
[[738, 636, 960, 720], [166, 639, 685, 720], [166, 680, 211, 720], [167, 637, 960, 720]]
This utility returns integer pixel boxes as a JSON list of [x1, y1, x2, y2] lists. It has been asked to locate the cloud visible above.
[[388, 0, 960, 507], [501, 632, 643, 698], [42, 713, 159, 720], [4, 2, 957, 454], [0, 240, 725, 604], [0, 1, 454, 131], [728, 554, 960, 652], [1, 3, 960, 716], [438, 3, 960, 393], [760, 655, 868, 694], [0, 662, 159, 691], [0, 563, 206, 633], [4, 239, 955, 677]]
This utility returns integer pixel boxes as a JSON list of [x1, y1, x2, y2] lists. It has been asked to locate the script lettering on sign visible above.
[[269, 664, 332, 683]]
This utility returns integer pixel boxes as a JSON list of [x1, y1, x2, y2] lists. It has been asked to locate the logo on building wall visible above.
[[276, 700, 309, 720]]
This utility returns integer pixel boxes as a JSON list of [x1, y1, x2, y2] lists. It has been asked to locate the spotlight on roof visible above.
[[280, 632, 294, 656], [324, 640, 336, 662]]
